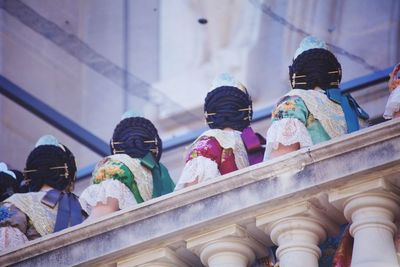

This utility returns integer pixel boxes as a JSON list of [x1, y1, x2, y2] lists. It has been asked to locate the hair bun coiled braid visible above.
[[25, 145, 75, 192], [289, 48, 342, 90], [111, 117, 162, 162], [204, 86, 252, 132]]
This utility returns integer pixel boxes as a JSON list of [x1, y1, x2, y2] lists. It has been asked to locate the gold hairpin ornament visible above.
[[50, 163, 69, 178], [144, 139, 158, 145], [23, 169, 38, 174], [111, 141, 123, 149], [204, 112, 216, 118], [330, 81, 339, 86], [291, 73, 307, 88], [238, 106, 252, 112], [293, 81, 307, 87], [292, 73, 306, 80], [328, 68, 342, 76], [49, 165, 67, 171], [111, 140, 124, 154], [25, 164, 69, 179]]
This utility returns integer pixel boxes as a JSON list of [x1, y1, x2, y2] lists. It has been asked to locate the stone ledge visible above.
[[1, 119, 399, 266]]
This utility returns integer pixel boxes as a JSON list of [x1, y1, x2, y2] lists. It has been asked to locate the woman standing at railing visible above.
[[174, 73, 265, 190], [79, 115, 175, 220], [264, 36, 369, 160], [262, 36, 369, 267], [384, 63, 400, 119], [0, 135, 85, 251]]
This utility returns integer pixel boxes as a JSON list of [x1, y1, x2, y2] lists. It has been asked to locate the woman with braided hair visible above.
[[262, 36, 370, 267], [79, 115, 175, 220], [0, 135, 85, 251], [264, 36, 369, 160], [174, 73, 266, 190]]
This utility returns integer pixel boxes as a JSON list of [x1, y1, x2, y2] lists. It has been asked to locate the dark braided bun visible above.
[[204, 86, 252, 131], [289, 48, 342, 90], [0, 171, 18, 201], [10, 169, 29, 193], [111, 117, 162, 162], [25, 145, 75, 192]]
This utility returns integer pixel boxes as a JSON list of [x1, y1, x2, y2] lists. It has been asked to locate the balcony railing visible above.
[[1, 118, 399, 267]]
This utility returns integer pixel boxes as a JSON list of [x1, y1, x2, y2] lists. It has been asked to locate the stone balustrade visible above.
[[1, 119, 400, 267]]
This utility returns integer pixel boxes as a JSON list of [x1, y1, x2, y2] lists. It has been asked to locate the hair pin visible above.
[[238, 106, 252, 112], [329, 68, 342, 76], [144, 139, 158, 145], [204, 112, 216, 118], [49, 165, 67, 171], [292, 73, 306, 79], [24, 164, 69, 179], [24, 169, 38, 173], [50, 163, 69, 179], [292, 81, 307, 87], [111, 140, 123, 150]]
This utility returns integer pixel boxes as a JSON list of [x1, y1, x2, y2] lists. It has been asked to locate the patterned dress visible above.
[[1, 192, 60, 251], [265, 89, 367, 159], [175, 129, 250, 190], [79, 153, 174, 215]]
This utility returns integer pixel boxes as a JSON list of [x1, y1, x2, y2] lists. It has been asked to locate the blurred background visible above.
[[0, 0, 399, 194]]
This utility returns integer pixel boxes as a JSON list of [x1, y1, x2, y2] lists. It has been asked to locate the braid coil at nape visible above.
[[289, 48, 342, 90], [25, 145, 74, 192], [111, 117, 162, 161], [0, 172, 18, 201], [204, 86, 252, 131]]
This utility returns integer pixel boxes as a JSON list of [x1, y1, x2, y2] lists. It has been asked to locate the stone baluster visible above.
[[330, 178, 400, 267], [187, 224, 266, 267], [256, 201, 337, 267]]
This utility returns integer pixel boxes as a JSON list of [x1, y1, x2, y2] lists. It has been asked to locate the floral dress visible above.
[[264, 89, 368, 159], [79, 153, 175, 215], [175, 129, 250, 190], [1, 192, 59, 251]]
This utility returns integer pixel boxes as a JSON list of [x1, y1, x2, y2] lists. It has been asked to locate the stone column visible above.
[[186, 224, 266, 267], [257, 201, 337, 267], [117, 247, 188, 267], [330, 178, 400, 267]]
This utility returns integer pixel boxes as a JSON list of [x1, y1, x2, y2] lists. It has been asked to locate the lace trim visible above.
[[287, 89, 347, 138], [0, 226, 28, 251], [5, 192, 56, 237], [384, 86, 400, 119], [79, 179, 137, 215], [175, 156, 220, 190], [264, 118, 313, 160]]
